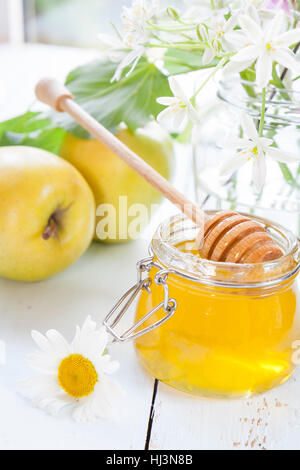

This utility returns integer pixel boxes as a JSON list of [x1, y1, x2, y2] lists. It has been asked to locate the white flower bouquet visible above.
[[2, 1, 300, 214], [95, 0, 300, 205]]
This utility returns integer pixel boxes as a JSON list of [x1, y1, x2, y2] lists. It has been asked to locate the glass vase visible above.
[[194, 77, 300, 234]]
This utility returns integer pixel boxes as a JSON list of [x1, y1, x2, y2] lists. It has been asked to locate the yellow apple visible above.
[[59, 122, 174, 243], [0, 146, 95, 282]]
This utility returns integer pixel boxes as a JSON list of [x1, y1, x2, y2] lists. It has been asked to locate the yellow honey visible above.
[[134, 215, 300, 398]]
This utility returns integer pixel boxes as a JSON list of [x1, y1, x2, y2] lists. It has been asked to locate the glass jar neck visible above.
[[151, 213, 300, 291]]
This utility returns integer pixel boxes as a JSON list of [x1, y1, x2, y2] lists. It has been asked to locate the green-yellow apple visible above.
[[0, 146, 95, 282], [59, 122, 174, 243]]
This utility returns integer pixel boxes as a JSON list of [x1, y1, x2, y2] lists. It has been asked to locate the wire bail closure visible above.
[[103, 256, 177, 343]]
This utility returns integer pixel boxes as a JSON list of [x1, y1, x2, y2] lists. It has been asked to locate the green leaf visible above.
[[0, 112, 66, 154], [277, 161, 298, 188], [240, 68, 256, 98], [0, 112, 49, 135], [53, 57, 172, 138], [164, 48, 218, 75]]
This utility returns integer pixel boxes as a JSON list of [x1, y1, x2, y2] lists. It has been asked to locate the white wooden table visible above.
[[1, 44, 300, 451]]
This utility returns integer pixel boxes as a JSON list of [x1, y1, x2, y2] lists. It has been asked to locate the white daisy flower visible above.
[[19, 316, 123, 423], [220, 112, 299, 191], [224, 10, 300, 88], [157, 77, 200, 131]]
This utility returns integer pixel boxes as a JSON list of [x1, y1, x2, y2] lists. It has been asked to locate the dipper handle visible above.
[[35, 78, 206, 229]]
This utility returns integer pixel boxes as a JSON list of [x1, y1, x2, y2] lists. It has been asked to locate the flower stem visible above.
[[191, 57, 227, 100], [147, 42, 205, 50], [146, 22, 195, 32], [258, 88, 266, 137]]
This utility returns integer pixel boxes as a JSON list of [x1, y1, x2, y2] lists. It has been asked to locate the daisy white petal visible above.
[[33, 393, 73, 417], [94, 378, 123, 420], [95, 355, 120, 375], [31, 330, 51, 353], [72, 319, 108, 358], [46, 330, 71, 358], [72, 397, 96, 423], [26, 352, 59, 374], [19, 375, 59, 397]]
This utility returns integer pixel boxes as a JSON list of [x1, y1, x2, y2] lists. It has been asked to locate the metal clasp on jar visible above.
[[103, 256, 177, 343]]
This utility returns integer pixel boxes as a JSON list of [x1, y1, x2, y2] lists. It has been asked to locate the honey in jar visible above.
[[133, 213, 300, 398]]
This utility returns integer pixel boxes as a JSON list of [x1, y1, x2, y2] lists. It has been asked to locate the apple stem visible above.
[[42, 205, 72, 241], [42, 215, 58, 240]]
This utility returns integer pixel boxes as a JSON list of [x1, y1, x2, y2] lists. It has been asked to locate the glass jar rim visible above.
[[151, 212, 300, 289]]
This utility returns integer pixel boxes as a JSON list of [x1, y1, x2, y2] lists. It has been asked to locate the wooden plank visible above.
[[148, 367, 300, 450]]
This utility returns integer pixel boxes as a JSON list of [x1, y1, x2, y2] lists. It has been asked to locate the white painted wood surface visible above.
[[1, 44, 300, 450]]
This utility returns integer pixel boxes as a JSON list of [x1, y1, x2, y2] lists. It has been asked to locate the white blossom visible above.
[[157, 77, 201, 131], [224, 10, 300, 88], [220, 113, 299, 191]]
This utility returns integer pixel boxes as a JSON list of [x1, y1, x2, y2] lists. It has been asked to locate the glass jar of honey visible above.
[[105, 212, 300, 398]]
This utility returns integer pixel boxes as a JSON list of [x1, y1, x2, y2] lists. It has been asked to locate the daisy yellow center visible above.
[[266, 43, 273, 52], [58, 354, 98, 398]]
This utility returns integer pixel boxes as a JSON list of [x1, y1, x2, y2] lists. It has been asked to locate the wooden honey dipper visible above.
[[35, 79, 283, 264]]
